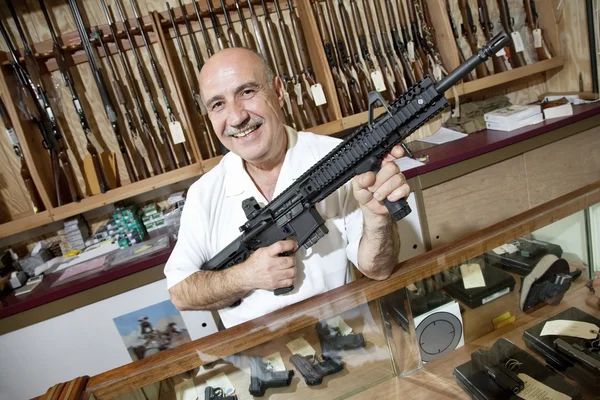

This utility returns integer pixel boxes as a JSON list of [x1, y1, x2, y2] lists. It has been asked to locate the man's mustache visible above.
[[223, 117, 265, 137]]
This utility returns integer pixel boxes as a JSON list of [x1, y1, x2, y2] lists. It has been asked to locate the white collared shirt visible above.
[[164, 126, 364, 328]]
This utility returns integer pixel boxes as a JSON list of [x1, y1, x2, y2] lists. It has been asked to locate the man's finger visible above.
[[352, 171, 376, 191], [373, 174, 404, 201], [381, 145, 405, 163], [268, 239, 298, 256], [369, 162, 401, 193], [386, 184, 411, 202]]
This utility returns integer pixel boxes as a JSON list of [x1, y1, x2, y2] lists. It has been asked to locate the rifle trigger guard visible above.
[[367, 91, 391, 126]]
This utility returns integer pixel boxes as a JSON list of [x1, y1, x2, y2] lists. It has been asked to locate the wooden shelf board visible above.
[[49, 164, 204, 222], [0, 211, 54, 240], [310, 57, 565, 136]]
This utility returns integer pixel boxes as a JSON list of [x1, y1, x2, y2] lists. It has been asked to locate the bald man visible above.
[[164, 48, 409, 328]]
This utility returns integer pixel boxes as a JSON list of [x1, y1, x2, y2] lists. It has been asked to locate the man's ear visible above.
[[274, 76, 285, 108]]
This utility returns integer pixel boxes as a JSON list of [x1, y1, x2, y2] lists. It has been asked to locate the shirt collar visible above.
[[223, 125, 303, 199]]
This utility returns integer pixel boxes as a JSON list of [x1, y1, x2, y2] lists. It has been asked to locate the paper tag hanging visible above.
[[133, 133, 148, 158], [350, 67, 359, 82], [263, 352, 286, 372], [5, 127, 19, 147], [206, 373, 236, 397], [168, 121, 186, 144], [407, 41, 416, 62], [371, 70, 387, 92], [286, 337, 316, 357], [433, 64, 443, 81], [283, 90, 292, 115], [541, 320, 599, 340], [511, 31, 525, 53], [496, 47, 507, 58], [326, 316, 353, 336], [311, 83, 327, 106], [517, 373, 572, 400], [533, 29, 543, 48], [294, 83, 303, 106], [460, 263, 486, 289]]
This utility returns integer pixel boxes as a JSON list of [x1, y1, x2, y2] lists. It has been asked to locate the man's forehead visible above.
[[199, 50, 268, 93]]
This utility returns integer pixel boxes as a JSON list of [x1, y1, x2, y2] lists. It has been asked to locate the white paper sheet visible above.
[[418, 127, 467, 145], [395, 156, 425, 172]]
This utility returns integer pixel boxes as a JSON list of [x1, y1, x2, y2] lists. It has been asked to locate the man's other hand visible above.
[[239, 239, 297, 291], [352, 145, 410, 216]]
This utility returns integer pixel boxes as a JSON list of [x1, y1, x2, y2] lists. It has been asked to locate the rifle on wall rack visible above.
[[523, 0, 552, 61], [477, 0, 508, 73], [68, 0, 140, 184], [2, 0, 80, 206], [38, 0, 111, 193], [192, 0, 216, 58], [458, 0, 490, 78], [168, 1, 218, 158], [129, 0, 190, 168], [497, 0, 527, 68], [100, 0, 164, 176], [219, 0, 243, 48], [246, 0, 275, 72], [94, 28, 150, 180], [202, 31, 511, 303], [113, 0, 178, 171], [0, 96, 44, 213], [234, 0, 257, 51], [206, 0, 229, 50], [383, 0, 416, 87]]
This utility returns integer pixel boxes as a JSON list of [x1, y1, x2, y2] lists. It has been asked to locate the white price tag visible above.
[[517, 373, 572, 400], [511, 31, 525, 53], [326, 316, 353, 336], [286, 337, 316, 357], [541, 320, 599, 340], [407, 41, 415, 62], [460, 263, 486, 289], [5, 127, 19, 147], [433, 64, 443, 81], [310, 83, 327, 106], [350, 67, 359, 82], [371, 70, 387, 92], [495, 47, 507, 58], [492, 246, 506, 255], [283, 90, 292, 114], [263, 352, 286, 372], [133, 133, 148, 158], [502, 243, 519, 254], [533, 28, 543, 48], [294, 83, 303, 105], [206, 373, 236, 396], [168, 121, 186, 144]]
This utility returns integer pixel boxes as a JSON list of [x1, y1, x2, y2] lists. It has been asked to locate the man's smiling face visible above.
[[199, 48, 287, 166]]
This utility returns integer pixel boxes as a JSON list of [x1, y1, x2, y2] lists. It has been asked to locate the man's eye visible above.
[[242, 89, 255, 97], [211, 101, 224, 111]]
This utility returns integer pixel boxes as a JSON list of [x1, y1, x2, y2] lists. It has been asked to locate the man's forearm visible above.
[[169, 265, 250, 311], [357, 212, 400, 280]]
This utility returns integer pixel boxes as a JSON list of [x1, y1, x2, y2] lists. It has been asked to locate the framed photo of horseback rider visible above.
[[113, 299, 192, 362]]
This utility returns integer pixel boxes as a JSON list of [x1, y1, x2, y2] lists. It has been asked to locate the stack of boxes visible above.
[[108, 204, 147, 248], [484, 104, 543, 131], [141, 203, 166, 233], [63, 216, 90, 252]]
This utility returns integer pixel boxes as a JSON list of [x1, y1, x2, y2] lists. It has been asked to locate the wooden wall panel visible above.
[[422, 156, 530, 248], [525, 127, 600, 208]]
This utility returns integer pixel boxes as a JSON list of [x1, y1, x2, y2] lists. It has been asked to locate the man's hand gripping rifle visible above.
[[202, 32, 510, 302]]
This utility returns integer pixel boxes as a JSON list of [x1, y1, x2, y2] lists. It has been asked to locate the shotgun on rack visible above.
[[173, 0, 219, 158], [234, 0, 257, 51], [193, 0, 216, 57], [396, 0, 425, 82], [477, 0, 508, 73], [5, 0, 80, 205], [68, 0, 140, 184], [206, 0, 229, 50], [458, 0, 489, 78], [38, 0, 111, 192], [445, 0, 474, 82], [384, 0, 415, 87], [523, 0, 552, 61], [100, 0, 164, 175], [0, 96, 44, 213], [246, 0, 275, 72], [219, 0, 242, 48], [130, 0, 190, 167], [201, 31, 510, 303], [497, 0, 527, 67], [94, 27, 150, 180]]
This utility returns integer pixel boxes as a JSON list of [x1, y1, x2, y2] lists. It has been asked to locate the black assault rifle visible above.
[[201, 31, 510, 301]]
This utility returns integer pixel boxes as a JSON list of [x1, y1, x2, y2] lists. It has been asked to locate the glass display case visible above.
[[75, 181, 600, 400]]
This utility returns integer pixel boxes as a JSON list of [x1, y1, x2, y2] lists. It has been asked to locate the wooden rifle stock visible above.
[[234, 0, 257, 51], [314, 1, 351, 116], [523, 0, 552, 60], [206, 0, 229, 50], [458, 0, 489, 78], [397, 0, 424, 81], [477, 0, 507, 73], [219, 0, 242, 47], [497, 0, 526, 67]]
